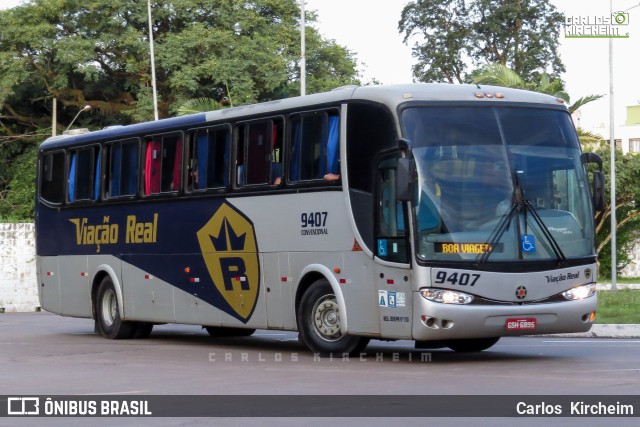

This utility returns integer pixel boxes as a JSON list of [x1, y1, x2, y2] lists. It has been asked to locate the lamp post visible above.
[[609, 1, 640, 290], [148, 0, 159, 120], [65, 105, 91, 132], [300, 0, 306, 96]]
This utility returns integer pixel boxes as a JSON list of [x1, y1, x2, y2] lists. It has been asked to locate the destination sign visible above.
[[434, 242, 503, 254]]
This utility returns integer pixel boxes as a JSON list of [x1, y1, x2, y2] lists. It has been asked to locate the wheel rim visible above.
[[101, 288, 117, 327], [311, 294, 343, 342]]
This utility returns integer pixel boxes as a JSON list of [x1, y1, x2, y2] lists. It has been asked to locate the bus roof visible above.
[[40, 83, 566, 150]]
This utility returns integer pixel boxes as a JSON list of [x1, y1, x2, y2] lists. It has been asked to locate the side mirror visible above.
[[581, 152, 605, 212], [396, 157, 416, 202]]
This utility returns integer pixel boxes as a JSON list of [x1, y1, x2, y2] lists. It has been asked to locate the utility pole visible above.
[[300, 1, 306, 96]]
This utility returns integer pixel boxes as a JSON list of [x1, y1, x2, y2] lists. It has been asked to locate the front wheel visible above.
[[444, 337, 500, 352], [95, 276, 135, 339], [297, 279, 369, 356]]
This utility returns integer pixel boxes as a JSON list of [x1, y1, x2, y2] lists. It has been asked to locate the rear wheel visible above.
[[95, 276, 135, 339], [204, 327, 256, 337], [444, 337, 500, 352], [297, 279, 369, 355]]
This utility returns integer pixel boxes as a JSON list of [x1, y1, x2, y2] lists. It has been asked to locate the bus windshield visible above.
[[402, 106, 595, 264]]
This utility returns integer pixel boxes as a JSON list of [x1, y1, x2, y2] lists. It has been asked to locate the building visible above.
[[585, 105, 640, 153]]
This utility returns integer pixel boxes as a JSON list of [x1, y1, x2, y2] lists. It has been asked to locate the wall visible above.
[[0, 223, 39, 312], [621, 241, 640, 278]]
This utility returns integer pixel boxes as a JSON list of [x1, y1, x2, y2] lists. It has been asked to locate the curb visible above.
[[539, 324, 640, 338]]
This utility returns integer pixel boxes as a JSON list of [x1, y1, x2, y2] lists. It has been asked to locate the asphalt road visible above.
[[1, 312, 639, 426]]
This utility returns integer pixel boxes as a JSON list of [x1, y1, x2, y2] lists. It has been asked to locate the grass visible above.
[[596, 289, 640, 324]]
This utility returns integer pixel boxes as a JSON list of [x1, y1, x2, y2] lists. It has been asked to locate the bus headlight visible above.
[[561, 284, 596, 300], [420, 289, 474, 305]]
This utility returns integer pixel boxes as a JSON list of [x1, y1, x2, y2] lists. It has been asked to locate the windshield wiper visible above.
[[476, 172, 566, 265]]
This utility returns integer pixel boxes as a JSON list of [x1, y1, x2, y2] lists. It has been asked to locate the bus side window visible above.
[[162, 135, 182, 192], [68, 146, 100, 203], [144, 134, 182, 195], [40, 151, 66, 204], [189, 127, 230, 191], [289, 111, 339, 183], [326, 114, 340, 180], [272, 120, 283, 185], [236, 119, 282, 187], [144, 140, 161, 195], [108, 139, 139, 198]]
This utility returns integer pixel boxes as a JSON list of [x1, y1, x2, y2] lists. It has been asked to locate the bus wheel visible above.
[[444, 337, 500, 352], [95, 276, 134, 339], [204, 327, 256, 337], [132, 322, 154, 339], [297, 279, 369, 356]]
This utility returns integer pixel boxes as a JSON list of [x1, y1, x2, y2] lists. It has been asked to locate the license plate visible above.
[[505, 318, 537, 330]]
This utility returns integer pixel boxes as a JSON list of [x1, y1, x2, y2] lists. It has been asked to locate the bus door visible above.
[[374, 156, 413, 338]]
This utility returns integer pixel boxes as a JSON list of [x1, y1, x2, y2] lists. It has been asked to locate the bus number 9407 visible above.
[[434, 272, 480, 287], [301, 211, 327, 228]]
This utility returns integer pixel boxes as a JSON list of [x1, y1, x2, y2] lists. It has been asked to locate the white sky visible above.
[[305, 0, 640, 131], [2, 0, 639, 130]]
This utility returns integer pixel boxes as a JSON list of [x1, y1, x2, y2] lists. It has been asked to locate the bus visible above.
[[36, 84, 605, 354]]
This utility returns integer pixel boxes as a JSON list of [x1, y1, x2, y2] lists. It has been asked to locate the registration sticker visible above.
[[505, 318, 537, 331]]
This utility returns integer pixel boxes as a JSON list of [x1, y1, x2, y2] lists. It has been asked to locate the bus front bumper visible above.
[[411, 293, 597, 341]]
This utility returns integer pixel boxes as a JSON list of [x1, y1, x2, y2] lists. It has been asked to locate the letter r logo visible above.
[[197, 202, 260, 322]]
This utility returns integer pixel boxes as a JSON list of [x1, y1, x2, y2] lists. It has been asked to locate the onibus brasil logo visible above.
[[197, 202, 260, 322]]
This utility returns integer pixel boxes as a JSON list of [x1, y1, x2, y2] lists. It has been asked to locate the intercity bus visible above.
[[36, 84, 605, 354]]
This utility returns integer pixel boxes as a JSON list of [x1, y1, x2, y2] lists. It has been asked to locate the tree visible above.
[[0, 0, 360, 220], [399, 0, 565, 83], [592, 146, 640, 279]]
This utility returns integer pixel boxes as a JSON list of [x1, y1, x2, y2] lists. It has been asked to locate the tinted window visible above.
[[68, 146, 100, 203], [189, 126, 230, 191], [289, 111, 340, 182], [107, 139, 139, 198], [236, 119, 283, 186], [144, 134, 183, 195], [40, 151, 66, 204]]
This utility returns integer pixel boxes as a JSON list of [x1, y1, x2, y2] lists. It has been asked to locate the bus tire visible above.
[[205, 327, 256, 337], [95, 276, 135, 339], [131, 322, 154, 339], [444, 337, 500, 352], [297, 279, 369, 356]]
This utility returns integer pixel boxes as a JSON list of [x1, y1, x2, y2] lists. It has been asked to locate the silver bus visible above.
[[36, 84, 604, 353]]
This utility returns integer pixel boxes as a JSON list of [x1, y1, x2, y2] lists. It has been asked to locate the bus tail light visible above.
[[420, 289, 474, 305], [561, 284, 596, 301]]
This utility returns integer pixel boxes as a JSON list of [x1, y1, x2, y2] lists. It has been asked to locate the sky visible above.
[[2, 0, 639, 131]]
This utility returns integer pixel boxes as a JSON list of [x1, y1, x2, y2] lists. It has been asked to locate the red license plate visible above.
[[505, 318, 537, 330]]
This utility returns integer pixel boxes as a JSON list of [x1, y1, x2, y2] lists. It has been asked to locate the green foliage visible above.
[[592, 147, 640, 279], [2, 144, 38, 221], [176, 98, 228, 116], [596, 290, 640, 324], [399, 0, 565, 83], [0, 0, 359, 221]]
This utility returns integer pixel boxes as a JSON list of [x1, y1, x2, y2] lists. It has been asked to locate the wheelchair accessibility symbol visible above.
[[521, 235, 536, 253], [378, 239, 388, 257]]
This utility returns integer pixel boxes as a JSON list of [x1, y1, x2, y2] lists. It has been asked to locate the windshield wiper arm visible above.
[[523, 199, 566, 263], [476, 172, 567, 265]]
